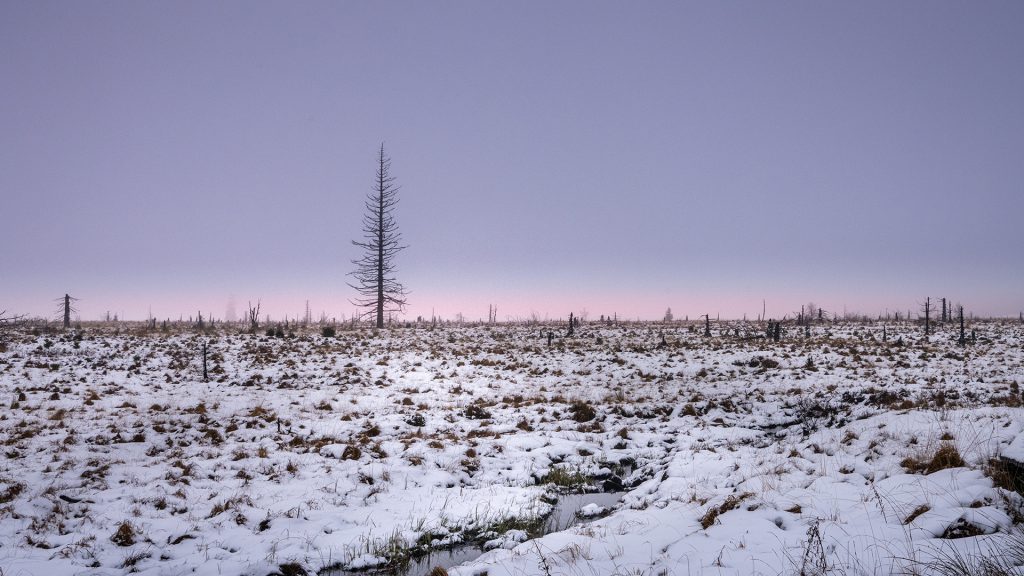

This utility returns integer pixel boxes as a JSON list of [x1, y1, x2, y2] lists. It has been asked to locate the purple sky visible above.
[[3, 1, 1022, 322]]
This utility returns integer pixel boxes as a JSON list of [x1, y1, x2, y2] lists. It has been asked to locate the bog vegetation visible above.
[[0, 315, 1022, 575]]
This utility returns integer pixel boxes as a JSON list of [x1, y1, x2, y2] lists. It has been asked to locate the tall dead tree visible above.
[[349, 144, 408, 328], [56, 294, 78, 329]]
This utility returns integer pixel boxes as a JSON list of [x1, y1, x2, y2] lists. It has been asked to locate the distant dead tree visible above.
[[0, 309, 25, 323], [921, 297, 931, 337], [566, 312, 575, 337], [664, 307, 673, 322], [0, 310, 26, 347], [803, 302, 818, 326], [0, 310, 26, 335], [55, 294, 78, 329], [248, 300, 261, 332], [349, 143, 408, 328], [957, 305, 967, 346]]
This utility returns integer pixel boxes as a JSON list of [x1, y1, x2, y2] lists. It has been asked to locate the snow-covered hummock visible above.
[[1003, 432, 1024, 464]]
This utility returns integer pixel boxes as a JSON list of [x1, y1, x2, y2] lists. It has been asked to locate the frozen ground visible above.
[[0, 320, 1022, 575]]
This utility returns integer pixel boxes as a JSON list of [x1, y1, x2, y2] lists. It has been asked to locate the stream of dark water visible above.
[[332, 491, 624, 576]]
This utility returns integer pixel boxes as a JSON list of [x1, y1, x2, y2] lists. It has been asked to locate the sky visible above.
[[2, 1, 1022, 322]]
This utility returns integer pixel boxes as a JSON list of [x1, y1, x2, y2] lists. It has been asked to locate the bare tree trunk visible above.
[[202, 341, 209, 382], [958, 306, 966, 346], [63, 294, 71, 328], [925, 295, 933, 336]]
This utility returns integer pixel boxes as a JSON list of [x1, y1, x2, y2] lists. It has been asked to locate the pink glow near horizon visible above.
[[11, 288, 1011, 324]]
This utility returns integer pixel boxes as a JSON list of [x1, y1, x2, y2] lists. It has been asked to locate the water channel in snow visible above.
[[336, 491, 625, 576]]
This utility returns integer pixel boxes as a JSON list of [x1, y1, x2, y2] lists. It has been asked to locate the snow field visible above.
[[0, 321, 1022, 575]]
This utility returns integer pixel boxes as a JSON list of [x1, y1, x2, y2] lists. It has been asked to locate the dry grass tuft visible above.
[[901, 442, 966, 475], [110, 520, 137, 546], [699, 493, 751, 529]]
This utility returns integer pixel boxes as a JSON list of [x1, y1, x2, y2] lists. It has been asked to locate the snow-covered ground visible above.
[[1, 320, 1022, 575]]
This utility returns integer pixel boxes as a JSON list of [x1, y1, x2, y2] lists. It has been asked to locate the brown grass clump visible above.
[[273, 563, 309, 576], [699, 493, 750, 529], [901, 442, 966, 475], [464, 405, 491, 420], [0, 480, 25, 504], [111, 520, 137, 546], [568, 400, 596, 423], [904, 504, 931, 524], [986, 457, 1024, 497]]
